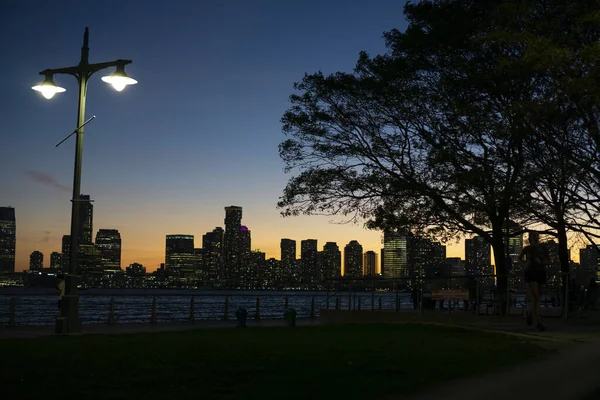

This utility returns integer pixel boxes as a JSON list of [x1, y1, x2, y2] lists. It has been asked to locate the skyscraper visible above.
[[78, 195, 93, 245], [465, 236, 492, 277], [61, 235, 71, 271], [321, 242, 341, 284], [382, 230, 409, 279], [0, 207, 16, 274], [29, 251, 43, 272], [223, 206, 243, 287], [165, 235, 195, 276], [344, 240, 363, 279], [503, 221, 523, 280], [50, 252, 62, 271], [364, 251, 378, 277], [280, 238, 297, 286], [300, 239, 318, 287], [203, 227, 224, 286], [95, 229, 122, 270]]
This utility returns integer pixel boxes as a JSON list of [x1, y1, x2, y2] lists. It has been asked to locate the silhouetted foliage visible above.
[[279, 0, 600, 297]]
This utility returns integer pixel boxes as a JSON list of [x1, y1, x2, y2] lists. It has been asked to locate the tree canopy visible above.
[[279, 0, 600, 289]]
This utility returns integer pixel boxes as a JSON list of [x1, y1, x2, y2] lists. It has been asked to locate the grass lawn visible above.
[[1, 324, 545, 399]]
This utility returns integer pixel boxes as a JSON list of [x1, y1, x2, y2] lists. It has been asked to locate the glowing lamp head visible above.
[[32, 75, 66, 99], [101, 64, 137, 92]]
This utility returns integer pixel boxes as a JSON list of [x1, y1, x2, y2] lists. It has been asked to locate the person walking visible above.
[[56, 273, 65, 315], [519, 232, 550, 331]]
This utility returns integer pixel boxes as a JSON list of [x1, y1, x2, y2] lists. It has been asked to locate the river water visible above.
[[0, 288, 415, 326]]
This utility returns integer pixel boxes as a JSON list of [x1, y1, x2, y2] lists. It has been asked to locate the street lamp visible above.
[[32, 27, 137, 334]]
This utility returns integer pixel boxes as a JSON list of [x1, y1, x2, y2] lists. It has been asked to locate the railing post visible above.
[[151, 296, 157, 324], [371, 289, 375, 312], [378, 297, 382, 310], [335, 297, 340, 311], [255, 296, 261, 320], [564, 275, 569, 320], [348, 290, 351, 310], [396, 283, 399, 313], [223, 296, 229, 321], [476, 279, 480, 317], [189, 296, 195, 323], [9, 297, 16, 326], [506, 276, 511, 317], [310, 296, 315, 318], [108, 296, 115, 325]]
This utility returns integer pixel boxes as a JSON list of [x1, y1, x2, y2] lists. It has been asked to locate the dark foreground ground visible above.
[[1, 323, 545, 400]]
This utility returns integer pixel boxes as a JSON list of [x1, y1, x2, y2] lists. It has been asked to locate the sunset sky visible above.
[[1, 0, 466, 272]]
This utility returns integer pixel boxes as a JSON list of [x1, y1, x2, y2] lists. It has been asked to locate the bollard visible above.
[[284, 308, 297, 326], [284, 296, 288, 311], [236, 308, 248, 328], [189, 296, 195, 323], [151, 296, 157, 324], [108, 296, 115, 325], [255, 297, 261, 320], [378, 297, 382, 310], [9, 297, 16, 327], [335, 297, 340, 311], [310, 296, 315, 318], [223, 296, 229, 321], [357, 297, 361, 311]]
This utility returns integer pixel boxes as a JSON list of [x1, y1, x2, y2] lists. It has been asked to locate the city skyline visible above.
[[1, 0, 422, 273], [6, 201, 464, 273]]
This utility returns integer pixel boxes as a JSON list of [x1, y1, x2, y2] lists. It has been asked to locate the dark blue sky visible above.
[[1, 0, 428, 271]]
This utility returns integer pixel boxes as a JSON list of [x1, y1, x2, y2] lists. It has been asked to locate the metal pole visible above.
[[56, 30, 90, 335], [108, 296, 115, 325], [395, 280, 399, 312], [189, 296, 195, 322], [9, 297, 16, 326], [564, 275, 569, 320], [150, 296, 157, 324], [476, 279, 480, 317], [420, 284, 424, 315], [348, 289, 351, 310], [371, 278, 375, 312], [255, 296, 260, 320], [506, 275, 511, 317]]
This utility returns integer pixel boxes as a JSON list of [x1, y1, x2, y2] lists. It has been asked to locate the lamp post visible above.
[[32, 27, 137, 334]]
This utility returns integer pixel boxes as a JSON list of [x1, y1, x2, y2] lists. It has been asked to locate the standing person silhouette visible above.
[[520, 232, 550, 331], [56, 273, 65, 315]]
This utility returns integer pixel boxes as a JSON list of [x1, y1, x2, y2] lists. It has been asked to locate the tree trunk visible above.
[[556, 219, 570, 315], [491, 231, 508, 316]]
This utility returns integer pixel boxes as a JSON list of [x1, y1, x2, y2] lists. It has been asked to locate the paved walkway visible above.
[[405, 317, 600, 400], [0, 317, 319, 339]]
